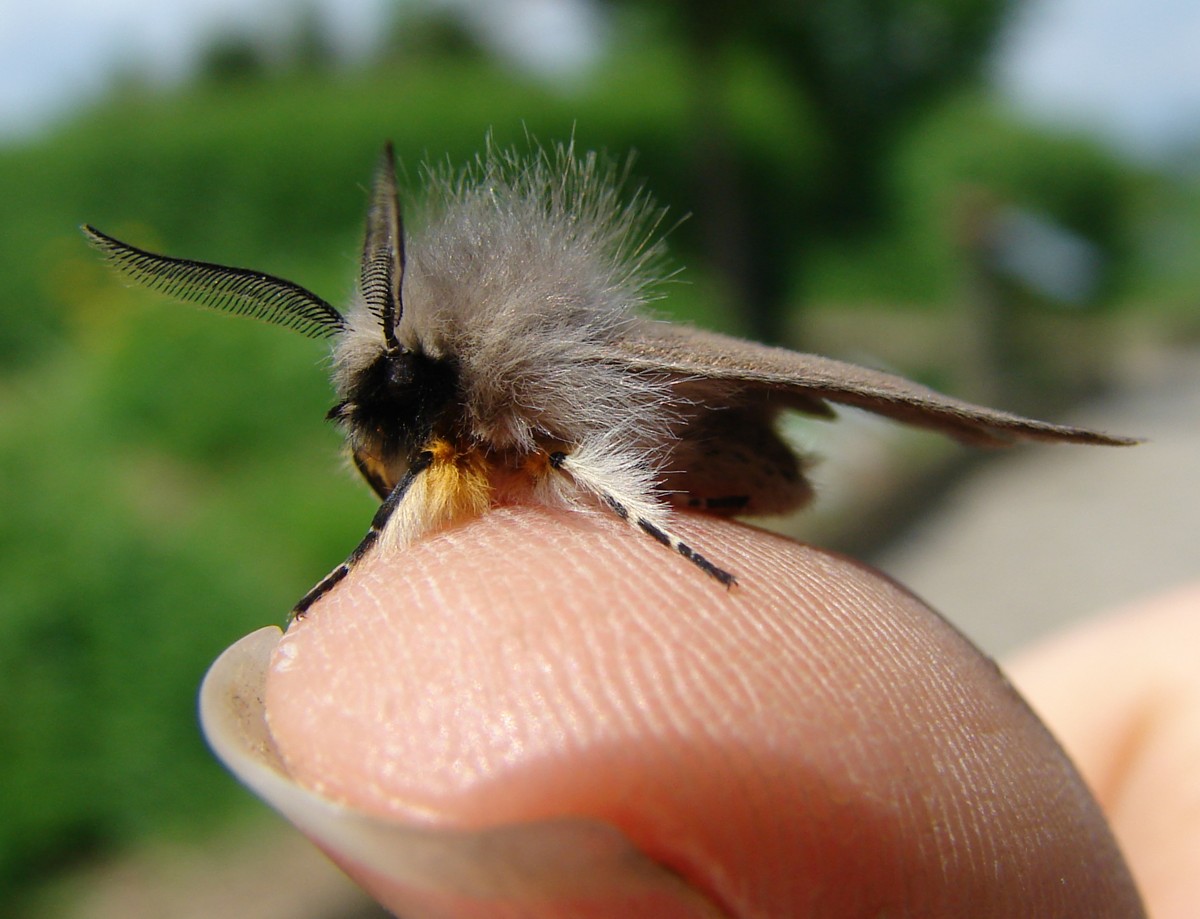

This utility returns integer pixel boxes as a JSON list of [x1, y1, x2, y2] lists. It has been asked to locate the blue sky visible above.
[[0, 0, 386, 134], [2, 0, 1198, 160], [997, 0, 1200, 159]]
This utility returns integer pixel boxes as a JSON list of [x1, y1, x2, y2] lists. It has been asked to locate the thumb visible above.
[[254, 505, 1142, 918]]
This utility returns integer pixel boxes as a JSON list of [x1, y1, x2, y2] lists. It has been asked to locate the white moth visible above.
[[84, 142, 1133, 617]]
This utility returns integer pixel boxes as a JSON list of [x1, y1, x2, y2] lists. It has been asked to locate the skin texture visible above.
[[1007, 580, 1200, 919], [264, 506, 1146, 918]]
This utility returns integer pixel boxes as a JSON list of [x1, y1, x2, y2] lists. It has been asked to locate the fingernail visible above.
[[199, 629, 727, 918]]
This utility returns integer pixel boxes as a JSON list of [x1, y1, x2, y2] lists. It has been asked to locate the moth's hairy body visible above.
[[84, 141, 1134, 618], [326, 148, 687, 576], [335, 148, 673, 454]]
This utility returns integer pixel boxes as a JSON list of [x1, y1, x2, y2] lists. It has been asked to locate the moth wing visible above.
[[661, 404, 815, 517], [610, 321, 1136, 448]]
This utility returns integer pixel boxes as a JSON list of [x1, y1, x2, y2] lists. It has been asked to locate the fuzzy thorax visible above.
[[331, 144, 676, 456]]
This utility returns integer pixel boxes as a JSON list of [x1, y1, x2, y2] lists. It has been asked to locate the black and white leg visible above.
[[290, 450, 433, 621], [547, 450, 737, 588]]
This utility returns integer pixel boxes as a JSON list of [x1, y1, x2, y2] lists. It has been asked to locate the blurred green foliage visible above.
[[1, 8, 1197, 910]]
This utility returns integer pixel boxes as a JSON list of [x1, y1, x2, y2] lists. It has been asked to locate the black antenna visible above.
[[360, 142, 405, 353], [82, 225, 346, 338]]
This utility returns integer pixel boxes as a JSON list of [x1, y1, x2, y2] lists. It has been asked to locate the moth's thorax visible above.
[[328, 157, 685, 459], [331, 282, 676, 461]]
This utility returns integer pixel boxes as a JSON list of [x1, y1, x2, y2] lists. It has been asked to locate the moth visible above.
[[84, 142, 1133, 618]]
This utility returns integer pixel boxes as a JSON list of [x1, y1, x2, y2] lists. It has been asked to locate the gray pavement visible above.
[[867, 347, 1200, 657]]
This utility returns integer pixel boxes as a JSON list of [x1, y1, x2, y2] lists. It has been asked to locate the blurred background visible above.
[[1, 0, 1197, 916]]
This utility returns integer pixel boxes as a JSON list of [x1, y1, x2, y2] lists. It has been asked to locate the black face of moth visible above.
[[330, 349, 460, 461]]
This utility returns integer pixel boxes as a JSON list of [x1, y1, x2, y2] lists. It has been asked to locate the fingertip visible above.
[[264, 506, 1144, 917]]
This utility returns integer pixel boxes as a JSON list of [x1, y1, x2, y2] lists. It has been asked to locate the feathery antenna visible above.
[[82, 225, 345, 339], [360, 142, 405, 353]]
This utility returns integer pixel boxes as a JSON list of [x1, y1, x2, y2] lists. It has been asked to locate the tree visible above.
[[614, 0, 1020, 342]]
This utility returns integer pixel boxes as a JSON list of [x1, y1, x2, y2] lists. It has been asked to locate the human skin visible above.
[[263, 506, 1146, 917], [1007, 580, 1200, 919]]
